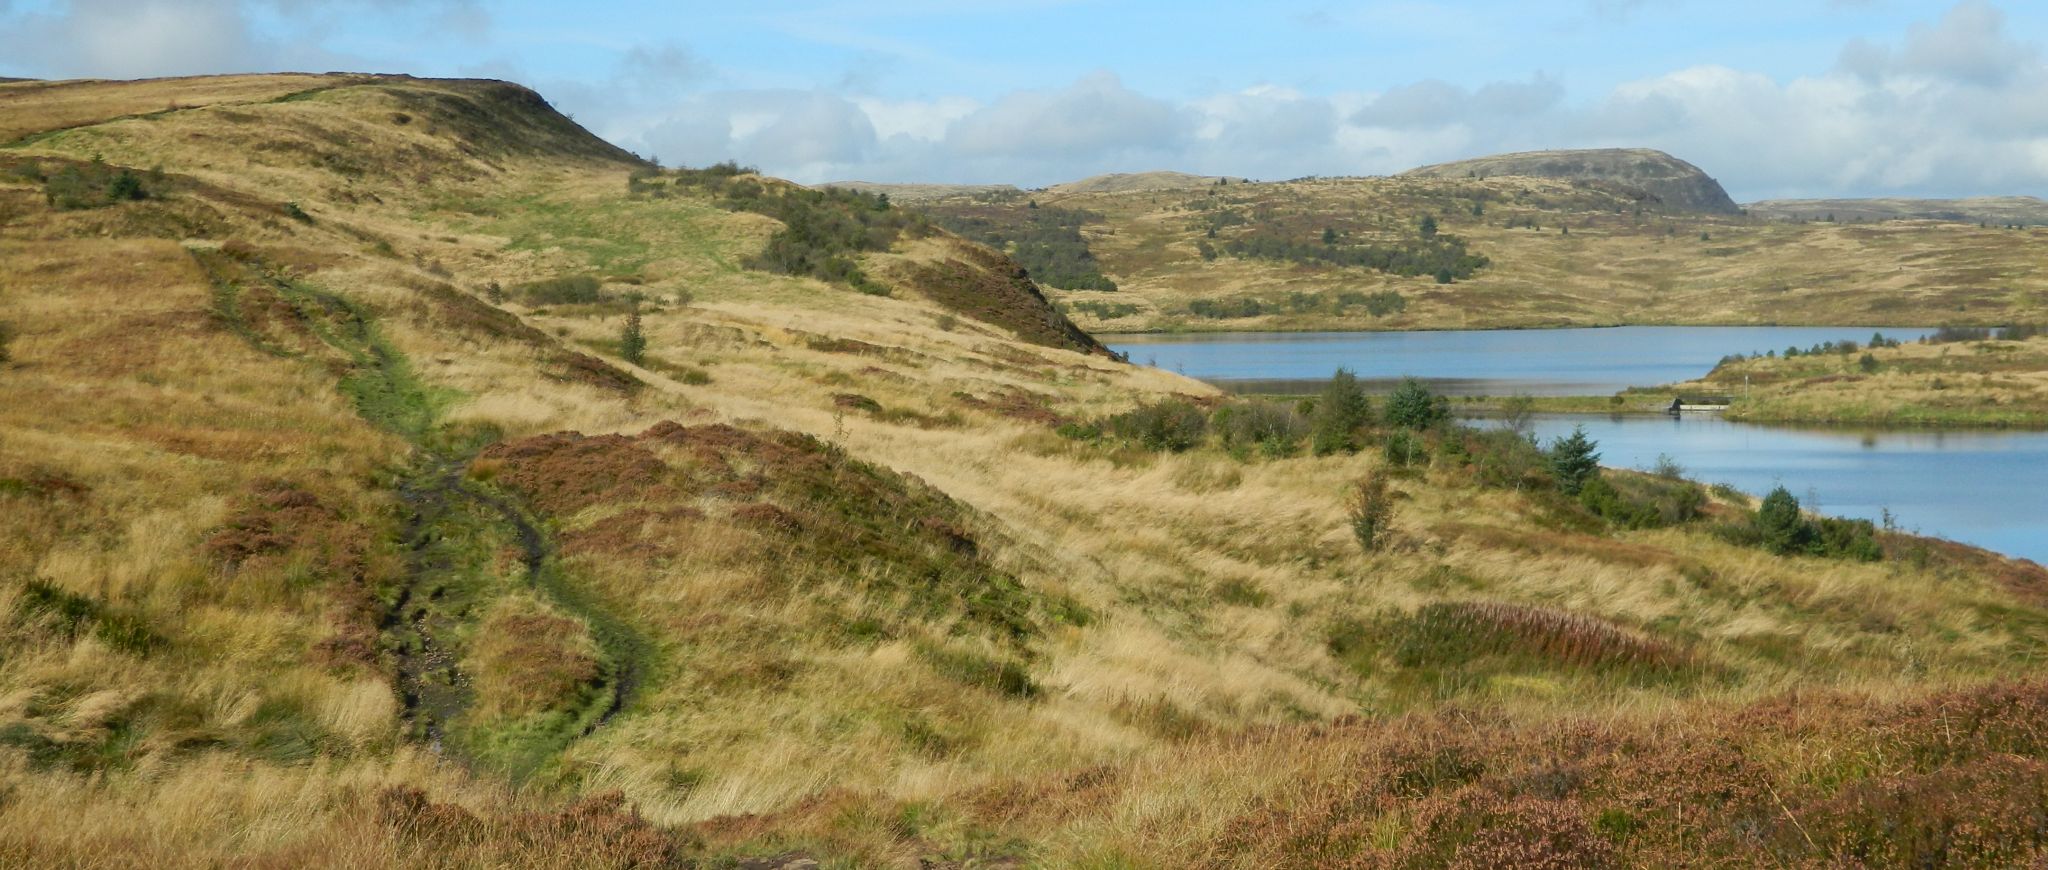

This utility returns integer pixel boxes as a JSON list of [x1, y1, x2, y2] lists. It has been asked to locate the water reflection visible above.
[[1110, 326, 1936, 396], [1506, 414, 2048, 564]]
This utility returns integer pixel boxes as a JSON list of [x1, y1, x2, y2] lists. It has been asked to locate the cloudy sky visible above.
[[2, 1, 2045, 201]]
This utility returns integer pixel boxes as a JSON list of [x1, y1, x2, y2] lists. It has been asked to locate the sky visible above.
[[2, 1, 2046, 201]]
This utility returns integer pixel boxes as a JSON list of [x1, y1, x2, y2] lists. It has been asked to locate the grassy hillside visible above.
[[6, 74, 2048, 867], [925, 174, 2048, 334]]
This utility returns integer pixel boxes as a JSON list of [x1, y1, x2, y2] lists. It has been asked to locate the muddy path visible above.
[[199, 246, 644, 771]]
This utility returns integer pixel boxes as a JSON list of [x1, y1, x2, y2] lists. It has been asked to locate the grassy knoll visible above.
[[5, 74, 2048, 867], [1671, 333, 2048, 427]]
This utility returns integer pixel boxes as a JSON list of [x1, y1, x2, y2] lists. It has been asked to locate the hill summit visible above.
[[1401, 147, 1740, 214]]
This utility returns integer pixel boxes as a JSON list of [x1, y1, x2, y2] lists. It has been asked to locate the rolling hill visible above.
[[6, 74, 2048, 867], [1747, 195, 2048, 226], [1400, 147, 1741, 214], [897, 154, 2048, 334]]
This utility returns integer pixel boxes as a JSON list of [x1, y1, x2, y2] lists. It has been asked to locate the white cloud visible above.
[[4, 1, 2044, 199]]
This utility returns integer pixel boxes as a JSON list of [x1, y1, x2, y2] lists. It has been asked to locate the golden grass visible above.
[[4, 73, 2048, 865], [1676, 334, 2048, 426], [1026, 175, 2048, 333]]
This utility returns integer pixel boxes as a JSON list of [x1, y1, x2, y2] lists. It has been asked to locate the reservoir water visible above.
[[1516, 414, 2048, 564], [1108, 326, 2045, 564], [1110, 325, 1935, 396]]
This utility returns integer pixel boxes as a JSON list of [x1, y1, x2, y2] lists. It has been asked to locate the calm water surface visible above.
[[1110, 326, 1934, 396], [1109, 327, 2044, 563], [1516, 414, 2048, 565]]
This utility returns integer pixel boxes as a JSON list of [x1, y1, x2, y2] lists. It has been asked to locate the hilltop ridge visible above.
[[1401, 147, 1741, 214]]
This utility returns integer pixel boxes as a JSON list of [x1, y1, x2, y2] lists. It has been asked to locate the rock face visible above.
[[1400, 148, 1740, 214]]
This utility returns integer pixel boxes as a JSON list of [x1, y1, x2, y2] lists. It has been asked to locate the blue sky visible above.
[[4, 1, 2046, 200]]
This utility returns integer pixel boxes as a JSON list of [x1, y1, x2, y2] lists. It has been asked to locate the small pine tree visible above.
[[1755, 486, 1808, 555], [1347, 474, 1393, 552], [1548, 426, 1601, 495], [1419, 214, 1438, 240], [1310, 368, 1371, 455], [620, 303, 647, 366], [1322, 226, 1337, 245], [1859, 352, 1879, 373], [1383, 377, 1448, 430]]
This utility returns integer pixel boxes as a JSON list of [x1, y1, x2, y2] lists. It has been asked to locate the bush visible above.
[[1347, 474, 1394, 552], [1212, 399, 1306, 458], [42, 160, 154, 210], [1382, 430, 1427, 468], [1753, 486, 1881, 561], [1106, 399, 1209, 452], [619, 305, 646, 366], [513, 275, 602, 305], [1310, 369, 1372, 455], [0, 321, 14, 364]]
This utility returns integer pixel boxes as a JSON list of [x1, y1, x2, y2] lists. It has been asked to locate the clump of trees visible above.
[[1219, 232, 1488, 282], [1067, 300, 1140, 320], [512, 275, 602, 305], [927, 205, 1118, 291], [1184, 289, 1405, 320], [665, 163, 931, 296]]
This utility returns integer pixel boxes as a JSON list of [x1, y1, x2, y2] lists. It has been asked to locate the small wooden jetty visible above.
[[1668, 395, 1733, 414]]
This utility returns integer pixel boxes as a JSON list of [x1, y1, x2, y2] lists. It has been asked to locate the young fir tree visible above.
[[620, 302, 647, 366], [1548, 426, 1601, 495], [1310, 368, 1371, 456], [1383, 377, 1449, 430]]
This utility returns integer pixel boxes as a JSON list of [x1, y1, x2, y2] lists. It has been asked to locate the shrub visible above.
[[1212, 399, 1306, 458], [1383, 430, 1428, 468], [1311, 368, 1371, 455], [0, 321, 13, 364], [1547, 427, 1601, 496], [1347, 474, 1394, 552], [1384, 377, 1449, 430], [1753, 486, 1881, 561], [619, 304, 646, 366], [1105, 399, 1208, 452], [513, 275, 602, 305], [41, 160, 153, 210]]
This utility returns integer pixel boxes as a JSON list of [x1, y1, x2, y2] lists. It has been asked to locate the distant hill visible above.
[[1746, 195, 2048, 226], [820, 180, 1020, 203], [1401, 147, 1740, 214], [1046, 170, 1240, 195]]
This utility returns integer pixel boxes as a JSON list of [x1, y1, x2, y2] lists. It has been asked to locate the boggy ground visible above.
[[3, 74, 2048, 868]]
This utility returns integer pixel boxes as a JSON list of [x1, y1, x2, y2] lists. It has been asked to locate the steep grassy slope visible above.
[[5, 75, 2048, 867], [949, 173, 2048, 334]]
